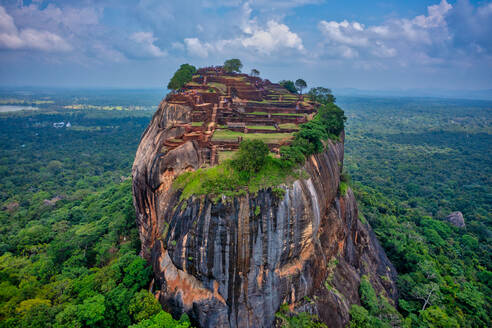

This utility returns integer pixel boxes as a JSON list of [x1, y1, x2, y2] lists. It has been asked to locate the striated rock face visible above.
[[132, 100, 398, 328]]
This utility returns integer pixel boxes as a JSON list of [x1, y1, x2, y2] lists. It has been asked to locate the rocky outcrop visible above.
[[444, 211, 466, 228], [132, 101, 398, 328]]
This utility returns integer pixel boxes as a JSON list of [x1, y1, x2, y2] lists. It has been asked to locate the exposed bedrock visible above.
[[132, 101, 398, 328]]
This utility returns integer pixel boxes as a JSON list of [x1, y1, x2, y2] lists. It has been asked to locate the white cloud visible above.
[[184, 38, 211, 58], [318, 0, 455, 62], [413, 0, 452, 28], [183, 4, 303, 58], [171, 41, 185, 51], [129, 32, 166, 58], [0, 6, 71, 52], [318, 20, 369, 47], [241, 20, 304, 54]]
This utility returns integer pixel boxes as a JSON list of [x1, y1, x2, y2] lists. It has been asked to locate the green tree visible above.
[[15, 298, 54, 328], [129, 311, 190, 328], [129, 290, 162, 323], [167, 64, 197, 90], [420, 306, 459, 328], [318, 103, 346, 136], [250, 68, 260, 77], [232, 140, 269, 173], [295, 79, 307, 95], [308, 87, 336, 104], [349, 305, 372, 328], [223, 59, 243, 73], [276, 304, 328, 328], [123, 257, 152, 290], [77, 294, 106, 326], [279, 80, 297, 94]]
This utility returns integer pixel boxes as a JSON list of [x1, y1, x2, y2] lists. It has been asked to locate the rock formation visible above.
[[132, 68, 398, 328], [444, 211, 466, 228]]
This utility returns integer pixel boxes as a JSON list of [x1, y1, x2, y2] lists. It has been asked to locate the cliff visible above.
[[132, 100, 398, 327]]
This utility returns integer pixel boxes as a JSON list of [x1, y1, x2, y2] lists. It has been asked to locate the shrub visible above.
[[359, 275, 379, 315], [276, 303, 328, 328], [279, 80, 297, 94], [280, 103, 346, 165], [231, 140, 269, 173]]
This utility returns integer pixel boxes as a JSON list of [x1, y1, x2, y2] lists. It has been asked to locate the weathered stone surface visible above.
[[132, 100, 398, 328], [444, 211, 466, 228]]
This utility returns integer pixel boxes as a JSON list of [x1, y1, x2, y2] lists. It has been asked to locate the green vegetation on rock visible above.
[[308, 87, 336, 105], [280, 103, 346, 166], [295, 79, 307, 95], [276, 303, 328, 328], [175, 101, 347, 200], [173, 152, 301, 201], [167, 64, 197, 90], [223, 58, 243, 73], [349, 275, 402, 328], [279, 80, 297, 94]]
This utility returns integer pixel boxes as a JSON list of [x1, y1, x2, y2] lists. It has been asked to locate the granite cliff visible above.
[[132, 68, 398, 327]]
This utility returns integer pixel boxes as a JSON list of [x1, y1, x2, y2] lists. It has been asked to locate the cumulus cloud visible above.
[[241, 20, 304, 53], [0, 6, 72, 52], [183, 3, 303, 58], [318, 0, 455, 62], [317, 0, 492, 70], [129, 32, 166, 58], [184, 38, 212, 58], [448, 0, 492, 56]]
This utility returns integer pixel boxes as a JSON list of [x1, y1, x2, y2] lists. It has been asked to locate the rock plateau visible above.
[[132, 68, 398, 327]]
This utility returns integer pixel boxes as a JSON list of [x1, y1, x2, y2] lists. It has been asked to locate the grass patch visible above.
[[208, 82, 227, 94], [249, 111, 268, 115], [278, 123, 299, 130], [173, 156, 301, 201], [272, 112, 305, 117], [218, 151, 237, 163], [212, 130, 293, 144], [191, 122, 203, 127], [339, 181, 349, 195], [246, 125, 276, 130]]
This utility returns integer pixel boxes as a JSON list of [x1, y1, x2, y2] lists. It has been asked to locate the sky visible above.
[[0, 0, 491, 92]]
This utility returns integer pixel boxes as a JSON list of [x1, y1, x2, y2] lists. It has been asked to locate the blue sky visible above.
[[0, 0, 491, 92]]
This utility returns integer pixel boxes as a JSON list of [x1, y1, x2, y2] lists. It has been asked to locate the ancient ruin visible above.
[[163, 66, 319, 165]]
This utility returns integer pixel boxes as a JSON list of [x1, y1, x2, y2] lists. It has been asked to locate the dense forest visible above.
[[0, 107, 189, 327], [0, 93, 490, 327], [340, 97, 491, 327]]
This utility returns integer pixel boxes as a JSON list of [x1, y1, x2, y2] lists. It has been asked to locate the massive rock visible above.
[[132, 100, 398, 328]]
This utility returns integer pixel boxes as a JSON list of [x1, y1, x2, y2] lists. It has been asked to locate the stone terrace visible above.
[[164, 66, 319, 165]]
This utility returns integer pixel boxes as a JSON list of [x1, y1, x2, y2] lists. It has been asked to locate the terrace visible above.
[[165, 66, 319, 165]]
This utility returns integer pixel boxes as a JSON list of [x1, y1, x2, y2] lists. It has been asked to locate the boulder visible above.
[[445, 211, 466, 228]]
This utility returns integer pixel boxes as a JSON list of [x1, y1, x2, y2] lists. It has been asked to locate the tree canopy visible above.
[[250, 69, 260, 77], [280, 102, 346, 166], [167, 64, 197, 90], [223, 59, 243, 73], [308, 87, 336, 104], [232, 139, 269, 173], [295, 79, 307, 95], [279, 80, 297, 94]]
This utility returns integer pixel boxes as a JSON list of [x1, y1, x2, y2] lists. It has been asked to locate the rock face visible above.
[[132, 100, 398, 328], [444, 211, 466, 228]]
